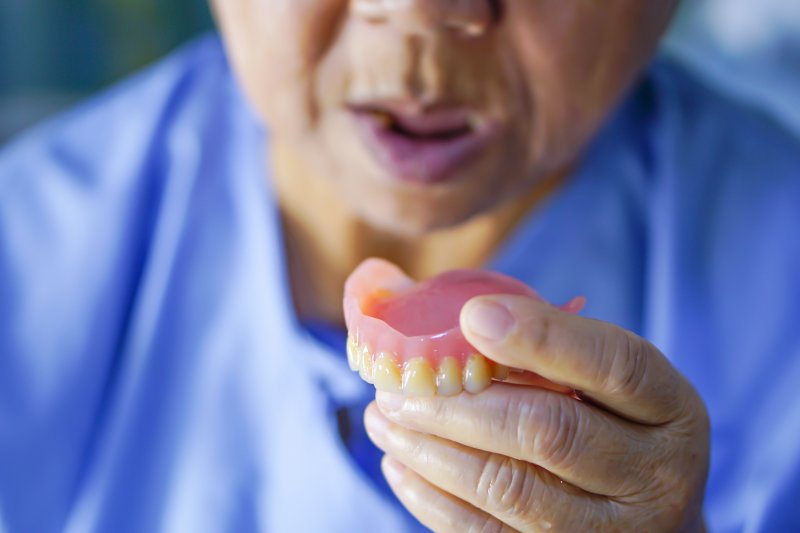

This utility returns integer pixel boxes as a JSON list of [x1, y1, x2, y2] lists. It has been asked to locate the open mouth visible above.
[[371, 108, 474, 141], [348, 103, 498, 185]]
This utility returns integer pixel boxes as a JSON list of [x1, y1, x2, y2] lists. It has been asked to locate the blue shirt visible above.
[[1, 35, 799, 533]]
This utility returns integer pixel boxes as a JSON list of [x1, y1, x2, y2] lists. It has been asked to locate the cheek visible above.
[[505, 1, 670, 163], [215, 0, 346, 133]]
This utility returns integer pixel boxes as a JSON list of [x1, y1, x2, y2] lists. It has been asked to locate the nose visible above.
[[352, 0, 499, 38]]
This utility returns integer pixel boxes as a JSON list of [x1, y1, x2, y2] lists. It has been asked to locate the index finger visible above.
[[460, 295, 693, 425]]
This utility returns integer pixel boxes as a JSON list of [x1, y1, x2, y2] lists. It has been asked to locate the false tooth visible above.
[[373, 353, 402, 393], [436, 357, 463, 396], [402, 358, 437, 397], [492, 363, 510, 381], [346, 337, 360, 372], [358, 345, 375, 384], [463, 354, 492, 394], [371, 110, 394, 129]]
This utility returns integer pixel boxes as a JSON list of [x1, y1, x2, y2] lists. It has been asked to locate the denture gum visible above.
[[343, 258, 584, 397]]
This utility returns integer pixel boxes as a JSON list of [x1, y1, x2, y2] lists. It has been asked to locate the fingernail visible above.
[[376, 391, 405, 413], [382, 456, 406, 485], [465, 300, 514, 341]]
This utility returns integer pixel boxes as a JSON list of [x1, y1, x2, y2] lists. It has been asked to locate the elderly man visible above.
[[0, 1, 798, 532]]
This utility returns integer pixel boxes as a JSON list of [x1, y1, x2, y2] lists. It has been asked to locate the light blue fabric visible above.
[[1, 35, 799, 532], [665, 0, 800, 133]]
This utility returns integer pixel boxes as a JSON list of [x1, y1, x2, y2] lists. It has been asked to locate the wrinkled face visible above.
[[211, 0, 678, 235]]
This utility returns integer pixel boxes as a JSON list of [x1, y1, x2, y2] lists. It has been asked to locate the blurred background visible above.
[[0, 0, 213, 142], [1, 0, 798, 144]]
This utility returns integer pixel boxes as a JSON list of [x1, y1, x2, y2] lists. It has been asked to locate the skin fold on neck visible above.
[[270, 140, 567, 326]]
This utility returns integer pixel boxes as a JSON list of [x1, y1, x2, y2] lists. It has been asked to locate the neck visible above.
[[271, 141, 563, 326]]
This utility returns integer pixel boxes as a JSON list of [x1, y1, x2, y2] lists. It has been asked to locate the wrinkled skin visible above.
[[211, 0, 677, 234], [367, 296, 709, 532], [211, 1, 710, 531]]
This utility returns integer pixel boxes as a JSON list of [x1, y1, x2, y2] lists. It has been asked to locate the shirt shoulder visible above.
[[631, 57, 800, 334], [647, 56, 800, 191], [0, 33, 232, 184], [625, 57, 800, 288], [641, 59, 800, 531], [0, 36, 272, 532], [0, 33, 258, 412]]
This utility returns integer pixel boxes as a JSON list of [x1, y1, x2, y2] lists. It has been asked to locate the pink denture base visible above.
[[344, 258, 546, 366]]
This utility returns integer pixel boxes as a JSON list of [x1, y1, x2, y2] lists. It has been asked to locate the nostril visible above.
[[445, 0, 502, 37], [488, 0, 504, 24]]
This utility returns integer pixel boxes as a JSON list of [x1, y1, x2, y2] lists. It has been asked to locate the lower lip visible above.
[[352, 113, 498, 185]]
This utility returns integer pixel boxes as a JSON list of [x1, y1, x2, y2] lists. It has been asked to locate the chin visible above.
[[342, 176, 502, 238], [360, 208, 463, 237]]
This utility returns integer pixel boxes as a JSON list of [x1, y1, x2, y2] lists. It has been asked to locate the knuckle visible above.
[[696, 399, 711, 437], [667, 392, 710, 442], [685, 388, 711, 436], [636, 472, 702, 529], [466, 516, 506, 533], [476, 454, 540, 518], [524, 307, 556, 357], [528, 396, 584, 470], [408, 436, 429, 460], [625, 436, 708, 525], [600, 330, 649, 398], [428, 397, 453, 423]]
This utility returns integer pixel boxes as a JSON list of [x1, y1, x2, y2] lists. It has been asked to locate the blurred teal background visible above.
[[0, 0, 212, 141], [1, 0, 799, 143]]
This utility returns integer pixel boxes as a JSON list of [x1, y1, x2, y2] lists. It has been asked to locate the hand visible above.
[[364, 295, 710, 532]]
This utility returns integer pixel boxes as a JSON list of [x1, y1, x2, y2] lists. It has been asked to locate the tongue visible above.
[[367, 270, 535, 337]]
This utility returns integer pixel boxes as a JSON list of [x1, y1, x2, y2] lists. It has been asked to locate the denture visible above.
[[343, 258, 584, 397]]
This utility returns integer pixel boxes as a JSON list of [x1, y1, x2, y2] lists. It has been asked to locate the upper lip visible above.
[[347, 100, 483, 138]]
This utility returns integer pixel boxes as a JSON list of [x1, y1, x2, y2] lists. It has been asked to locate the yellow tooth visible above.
[[463, 354, 492, 394], [436, 357, 463, 396], [402, 358, 437, 397], [346, 336, 360, 372], [358, 344, 375, 384], [492, 362, 510, 381], [373, 353, 402, 393], [372, 110, 393, 128]]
